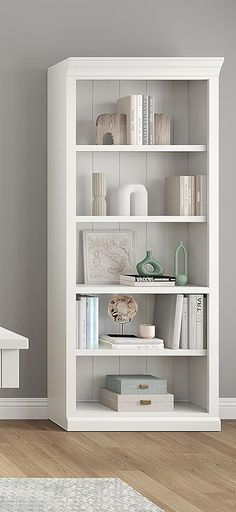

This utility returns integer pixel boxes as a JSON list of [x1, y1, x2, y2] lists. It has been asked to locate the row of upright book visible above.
[[165, 175, 207, 216], [155, 294, 207, 350], [117, 95, 154, 145], [76, 295, 99, 349]]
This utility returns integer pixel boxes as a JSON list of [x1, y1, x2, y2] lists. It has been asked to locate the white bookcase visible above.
[[47, 57, 223, 431]]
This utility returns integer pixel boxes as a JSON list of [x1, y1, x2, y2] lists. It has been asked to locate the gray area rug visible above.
[[0, 478, 163, 511]]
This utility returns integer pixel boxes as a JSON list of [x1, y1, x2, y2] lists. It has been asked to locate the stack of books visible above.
[[120, 275, 176, 287], [99, 334, 164, 350], [155, 294, 207, 350], [165, 175, 207, 215], [76, 294, 99, 349], [100, 374, 174, 412], [117, 95, 154, 145]]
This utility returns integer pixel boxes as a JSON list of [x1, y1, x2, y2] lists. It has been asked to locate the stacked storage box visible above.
[[100, 375, 174, 412]]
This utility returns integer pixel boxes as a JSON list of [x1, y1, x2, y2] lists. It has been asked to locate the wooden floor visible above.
[[0, 421, 235, 511]]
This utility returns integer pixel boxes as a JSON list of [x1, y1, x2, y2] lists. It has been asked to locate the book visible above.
[[180, 296, 188, 349], [137, 95, 143, 145], [99, 334, 164, 350], [165, 176, 190, 215], [120, 279, 175, 287], [191, 176, 196, 215], [154, 295, 184, 349], [86, 296, 99, 349], [76, 296, 87, 349], [196, 294, 204, 349], [148, 96, 154, 144], [117, 96, 137, 144], [143, 95, 148, 144], [120, 274, 175, 282], [189, 295, 197, 349], [196, 175, 207, 215], [203, 296, 207, 349]]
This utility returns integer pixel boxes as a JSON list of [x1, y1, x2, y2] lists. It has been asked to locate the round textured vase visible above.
[[136, 250, 164, 277]]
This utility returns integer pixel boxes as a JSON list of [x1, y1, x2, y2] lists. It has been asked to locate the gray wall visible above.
[[0, 0, 234, 398]]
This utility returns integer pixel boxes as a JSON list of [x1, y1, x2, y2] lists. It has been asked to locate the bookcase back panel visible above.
[[76, 223, 189, 284], [76, 356, 207, 404], [76, 152, 190, 217], [76, 79, 207, 146]]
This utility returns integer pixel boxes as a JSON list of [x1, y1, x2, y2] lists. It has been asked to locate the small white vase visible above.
[[92, 172, 107, 216], [117, 183, 148, 216]]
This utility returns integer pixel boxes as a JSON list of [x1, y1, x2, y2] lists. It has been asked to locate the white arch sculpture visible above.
[[117, 184, 148, 216]]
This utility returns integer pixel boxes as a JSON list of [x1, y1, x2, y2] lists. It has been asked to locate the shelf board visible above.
[[75, 401, 208, 418], [76, 215, 206, 223], [76, 348, 207, 357], [76, 144, 207, 152], [76, 284, 209, 295]]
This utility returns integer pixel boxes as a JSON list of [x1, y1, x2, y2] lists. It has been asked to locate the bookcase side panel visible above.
[[47, 66, 67, 428]]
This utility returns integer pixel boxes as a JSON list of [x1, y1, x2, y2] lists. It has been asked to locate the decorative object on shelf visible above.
[[117, 184, 148, 215], [100, 387, 174, 412], [83, 230, 136, 283], [106, 374, 167, 395], [136, 250, 165, 277], [174, 240, 188, 286], [139, 324, 155, 339], [154, 113, 171, 144], [92, 172, 107, 216], [96, 113, 127, 145], [108, 294, 138, 325]]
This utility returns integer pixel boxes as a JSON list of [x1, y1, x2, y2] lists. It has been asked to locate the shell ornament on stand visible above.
[[108, 295, 138, 334]]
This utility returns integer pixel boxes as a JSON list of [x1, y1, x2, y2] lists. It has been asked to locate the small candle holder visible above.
[[139, 324, 155, 339]]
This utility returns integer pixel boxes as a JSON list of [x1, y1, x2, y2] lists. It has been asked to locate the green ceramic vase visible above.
[[174, 241, 188, 286], [136, 250, 165, 277]]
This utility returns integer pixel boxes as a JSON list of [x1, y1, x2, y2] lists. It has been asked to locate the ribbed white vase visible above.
[[92, 172, 107, 216]]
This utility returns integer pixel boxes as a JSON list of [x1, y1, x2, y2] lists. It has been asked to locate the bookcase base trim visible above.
[[65, 416, 221, 432]]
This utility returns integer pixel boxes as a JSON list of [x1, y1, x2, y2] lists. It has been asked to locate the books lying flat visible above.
[[100, 388, 174, 412], [99, 334, 164, 350], [120, 275, 176, 287]]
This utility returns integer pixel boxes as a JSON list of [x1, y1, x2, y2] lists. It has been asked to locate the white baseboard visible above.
[[219, 398, 236, 419], [0, 398, 48, 420], [0, 398, 234, 421]]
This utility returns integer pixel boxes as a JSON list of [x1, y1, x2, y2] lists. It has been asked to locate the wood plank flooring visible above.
[[0, 420, 235, 511]]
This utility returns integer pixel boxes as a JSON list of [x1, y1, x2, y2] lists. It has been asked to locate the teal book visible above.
[[86, 296, 99, 349]]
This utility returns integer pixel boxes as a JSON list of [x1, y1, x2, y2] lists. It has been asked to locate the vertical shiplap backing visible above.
[[76, 79, 207, 408]]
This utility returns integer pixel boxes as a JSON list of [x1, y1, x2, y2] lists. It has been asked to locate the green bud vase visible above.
[[136, 250, 165, 277], [174, 241, 188, 286]]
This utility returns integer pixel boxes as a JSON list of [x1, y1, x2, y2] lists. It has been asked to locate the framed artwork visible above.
[[83, 231, 136, 284]]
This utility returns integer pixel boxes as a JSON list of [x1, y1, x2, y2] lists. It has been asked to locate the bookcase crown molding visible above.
[[49, 57, 224, 79]]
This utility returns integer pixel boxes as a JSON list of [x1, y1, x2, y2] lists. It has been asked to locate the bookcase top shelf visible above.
[[76, 348, 207, 357], [76, 145, 206, 152], [76, 216, 207, 223], [76, 284, 209, 295]]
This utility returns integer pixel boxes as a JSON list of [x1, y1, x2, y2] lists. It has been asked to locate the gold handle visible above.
[[140, 400, 152, 405], [139, 384, 149, 389]]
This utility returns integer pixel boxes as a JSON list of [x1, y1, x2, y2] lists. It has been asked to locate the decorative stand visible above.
[[154, 114, 171, 144], [108, 295, 138, 335], [92, 172, 107, 216], [174, 241, 188, 285], [117, 183, 148, 216], [96, 113, 127, 145]]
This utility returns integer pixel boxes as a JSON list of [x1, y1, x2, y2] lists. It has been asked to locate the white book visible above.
[[203, 296, 207, 349], [99, 334, 164, 345], [137, 95, 143, 145], [117, 95, 137, 144], [154, 295, 184, 349], [191, 176, 196, 215], [77, 297, 87, 349], [165, 176, 190, 215], [143, 95, 148, 144], [189, 295, 197, 349], [180, 297, 188, 349], [196, 294, 204, 349], [148, 96, 154, 144], [196, 175, 207, 215], [99, 340, 164, 350], [120, 279, 175, 287]]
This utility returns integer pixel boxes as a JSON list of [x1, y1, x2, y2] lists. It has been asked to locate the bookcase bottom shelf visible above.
[[64, 402, 221, 431]]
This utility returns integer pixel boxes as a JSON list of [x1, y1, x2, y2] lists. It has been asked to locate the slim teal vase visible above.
[[174, 241, 188, 286], [136, 250, 165, 277]]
